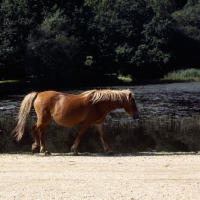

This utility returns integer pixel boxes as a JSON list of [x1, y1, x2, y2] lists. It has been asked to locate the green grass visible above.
[[0, 80, 20, 84], [117, 75, 133, 82], [162, 68, 200, 81]]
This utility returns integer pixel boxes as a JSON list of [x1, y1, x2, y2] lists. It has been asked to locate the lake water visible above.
[[0, 82, 200, 119], [131, 82, 200, 118]]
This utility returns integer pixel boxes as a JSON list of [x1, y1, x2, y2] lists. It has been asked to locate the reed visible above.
[[0, 111, 200, 153]]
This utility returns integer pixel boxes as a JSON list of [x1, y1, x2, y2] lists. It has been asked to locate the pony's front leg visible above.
[[96, 123, 114, 155], [71, 124, 90, 155]]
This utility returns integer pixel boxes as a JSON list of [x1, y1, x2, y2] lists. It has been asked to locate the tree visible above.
[[131, 6, 176, 78], [171, 2, 200, 70], [27, 9, 80, 84], [84, 0, 153, 77], [0, 0, 43, 79]]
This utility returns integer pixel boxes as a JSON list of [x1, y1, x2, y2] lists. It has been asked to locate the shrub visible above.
[[163, 68, 200, 81]]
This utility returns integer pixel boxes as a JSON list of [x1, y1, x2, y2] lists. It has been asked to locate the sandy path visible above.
[[0, 153, 200, 200]]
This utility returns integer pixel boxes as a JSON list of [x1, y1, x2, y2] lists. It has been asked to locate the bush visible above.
[[163, 68, 200, 81]]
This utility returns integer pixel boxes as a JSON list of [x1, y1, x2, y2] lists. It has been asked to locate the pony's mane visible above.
[[82, 89, 133, 103]]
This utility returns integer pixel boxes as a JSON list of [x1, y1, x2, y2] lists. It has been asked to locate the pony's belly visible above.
[[53, 116, 82, 127]]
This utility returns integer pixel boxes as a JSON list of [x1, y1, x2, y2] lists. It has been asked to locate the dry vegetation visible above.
[[0, 112, 200, 153]]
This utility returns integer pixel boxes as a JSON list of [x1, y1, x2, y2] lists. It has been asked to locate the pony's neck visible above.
[[101, 99, 124, 113]]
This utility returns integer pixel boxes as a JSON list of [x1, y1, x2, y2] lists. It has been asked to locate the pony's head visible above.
[[123, 91, 139, 120], [82, 89, 139, 120]]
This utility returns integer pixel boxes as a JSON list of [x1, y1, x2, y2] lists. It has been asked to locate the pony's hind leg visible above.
[[32, 121, 50, 154], [96, 123, 114, 155], [31, 124, 40, 153]]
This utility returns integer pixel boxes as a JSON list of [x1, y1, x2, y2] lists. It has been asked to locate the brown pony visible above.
[[12, 89, 139, 155]]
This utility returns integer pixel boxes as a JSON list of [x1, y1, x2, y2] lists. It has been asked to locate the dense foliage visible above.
[[0, 0, 199, 86]]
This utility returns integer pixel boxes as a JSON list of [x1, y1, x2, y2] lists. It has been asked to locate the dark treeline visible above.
[[0, 0, 200, 87]]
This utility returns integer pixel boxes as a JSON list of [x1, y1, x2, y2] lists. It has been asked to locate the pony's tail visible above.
[[12, 92, 38, 141]]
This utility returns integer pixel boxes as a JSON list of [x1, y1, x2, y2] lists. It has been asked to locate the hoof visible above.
[[106, 151, 114, 156], [45, 151, 51, 156], [32, 144, 40, 153], [67, 152, 78, 156], [72, 152, 79, 156], [32, 148, 40, 154]]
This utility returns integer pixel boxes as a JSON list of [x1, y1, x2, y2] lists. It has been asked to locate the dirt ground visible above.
[[0, 153, 200, 200]]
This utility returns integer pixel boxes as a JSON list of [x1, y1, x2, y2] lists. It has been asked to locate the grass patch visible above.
[[0, 80, 20, 84], [117, 75, 132, 82], [162, 68, 200, 81]]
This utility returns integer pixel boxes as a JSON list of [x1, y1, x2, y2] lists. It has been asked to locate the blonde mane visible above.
[[82, 89, 134, 103]]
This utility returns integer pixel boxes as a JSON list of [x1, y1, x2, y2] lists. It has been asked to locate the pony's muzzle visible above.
[[132, 113, 139, 120]]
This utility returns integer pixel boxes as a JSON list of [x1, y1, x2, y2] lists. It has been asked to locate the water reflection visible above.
[[0, 82, 200, 118], [130, 82, 200, 118]]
